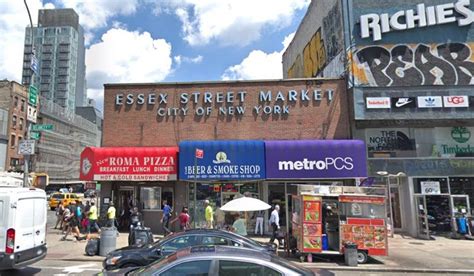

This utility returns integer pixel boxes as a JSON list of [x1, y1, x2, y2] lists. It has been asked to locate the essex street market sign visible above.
[[115, 88, 334, 118], [179, 140, 266, 180]]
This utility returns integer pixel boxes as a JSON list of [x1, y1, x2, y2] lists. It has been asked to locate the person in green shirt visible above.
[[232, 213, 247, 236], [87, 201, 100, 233], [107, 202, 116, 228], [204, 200, 214, 229]]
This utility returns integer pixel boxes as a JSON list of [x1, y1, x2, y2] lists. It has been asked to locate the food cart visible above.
[[290, 190, 388, 264]]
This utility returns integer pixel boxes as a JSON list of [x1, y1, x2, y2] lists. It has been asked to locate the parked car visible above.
[[48, 192, 82, 210], [100, 245, 319, 276], [0, 187, 47, 270], [103, 229, 277, 270]]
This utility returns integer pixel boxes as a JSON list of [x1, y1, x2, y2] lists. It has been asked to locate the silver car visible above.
[[100, 245, 324, 276]]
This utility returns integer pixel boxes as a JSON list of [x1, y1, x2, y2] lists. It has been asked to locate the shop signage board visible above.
[[79, 147, 179, 181], [443, 96, 469, 108], [179, 140, 265, 180], [391, 97, 416, 109], [433, 127, 474, 157], [366, 128, 415, 153], [417, 96, 443, 108], [420, 181, 441, 195], [366, 97, 391, 109], [265, 140, 368, 179]]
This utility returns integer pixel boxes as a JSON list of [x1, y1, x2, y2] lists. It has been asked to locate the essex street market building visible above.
[[283, 0, 474, 238], [82, 78, 352, 233]]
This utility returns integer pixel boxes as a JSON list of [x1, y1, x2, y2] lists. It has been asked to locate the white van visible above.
[[0, 187, 47, 270]]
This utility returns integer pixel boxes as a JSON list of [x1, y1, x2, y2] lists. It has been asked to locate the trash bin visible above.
[[99, 227, 117, 256], [344, 242, 358, 267]]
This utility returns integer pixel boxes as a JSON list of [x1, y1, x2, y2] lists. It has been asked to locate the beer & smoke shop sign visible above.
[[115, 88, 334, 118]]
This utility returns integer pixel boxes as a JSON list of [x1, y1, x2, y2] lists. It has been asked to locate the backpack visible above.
[[76, 206, 82, 217]]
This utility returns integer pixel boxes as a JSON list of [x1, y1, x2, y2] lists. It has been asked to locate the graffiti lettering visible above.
[[355, 43, 474, 86], [303, 28, 327, 78]]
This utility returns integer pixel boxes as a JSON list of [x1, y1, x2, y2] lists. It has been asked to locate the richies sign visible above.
[[360, 0, 474, 41], [179, 140, 265, 180], [265, 140, 368, 179]]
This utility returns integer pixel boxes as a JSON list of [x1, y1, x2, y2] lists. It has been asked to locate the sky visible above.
[[0, 0, 310, 112]]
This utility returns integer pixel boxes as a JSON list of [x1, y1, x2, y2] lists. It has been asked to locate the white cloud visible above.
[[221, 32, 295, 80], [155, 0, 309, 46], [174, 55, 203, 65], [57, 0, 139, 31], [86, 28, 173, 110], [0, 0, 53, 82]]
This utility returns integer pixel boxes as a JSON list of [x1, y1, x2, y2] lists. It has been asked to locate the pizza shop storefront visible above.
[[80, 146, 181, 233]]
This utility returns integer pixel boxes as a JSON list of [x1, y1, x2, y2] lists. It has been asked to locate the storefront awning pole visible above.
[[285, 182, 289, 256], [193, 151, 197, 228]]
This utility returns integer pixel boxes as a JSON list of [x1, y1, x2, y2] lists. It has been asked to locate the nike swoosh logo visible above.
[[395, 100, 412, 107]]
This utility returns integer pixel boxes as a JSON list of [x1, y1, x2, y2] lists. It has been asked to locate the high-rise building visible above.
[[21, 9, 86, 113]]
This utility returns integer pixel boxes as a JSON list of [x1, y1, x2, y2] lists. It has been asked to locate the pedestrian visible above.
[[171, 207, 191, 231], [269, 205, 283, 247], [161, 200, 172, 235], [86, 201, 100, 234], [54, 201, 65, 229], [232, 213, 247, 236], [204, 200, 214, 229], [68, 186, 73, 193], [254, 209, 264, 236], [61, 207, 71, 234], [61, 201, 85, 241], [107, 202, 117, 228]]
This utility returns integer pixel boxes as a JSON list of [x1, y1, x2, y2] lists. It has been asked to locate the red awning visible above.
[[80, 147, 178, 182]]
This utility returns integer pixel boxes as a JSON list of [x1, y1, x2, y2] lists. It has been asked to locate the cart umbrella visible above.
[[220, 197, 271, 212]]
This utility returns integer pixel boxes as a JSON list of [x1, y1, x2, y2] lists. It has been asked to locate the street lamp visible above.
[[377, 171, 406, 238]]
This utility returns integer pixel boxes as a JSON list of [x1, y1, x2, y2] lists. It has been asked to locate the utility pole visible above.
[[22, 0, 36, 187]]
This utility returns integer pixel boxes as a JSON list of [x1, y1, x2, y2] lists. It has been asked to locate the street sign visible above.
[[18, 140, 35, 155], [28, 85, 38, 106], [27, 105, 37, 123], [30, 55, 38, 74], [31, 124, 54, 131], [30, 131, 41, 140]]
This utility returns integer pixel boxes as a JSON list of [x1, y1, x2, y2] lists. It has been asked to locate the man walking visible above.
[[107, 202, 116, 228], [161, 200, 172, 235], [205, 200, 214, 229], [87, 201, 100, 234], [269, 205, 282, 247]]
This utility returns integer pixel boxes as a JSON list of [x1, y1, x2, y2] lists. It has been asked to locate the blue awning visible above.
[[179, 140, 265, 181]]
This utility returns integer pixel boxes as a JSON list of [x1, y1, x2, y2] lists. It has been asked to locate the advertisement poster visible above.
[[340, 218, 387, 256], [302, 196, 322, 252]]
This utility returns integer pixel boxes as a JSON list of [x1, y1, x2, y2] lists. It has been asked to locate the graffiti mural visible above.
[[323, 1, 343, 60], [353, 43, 474, 87]]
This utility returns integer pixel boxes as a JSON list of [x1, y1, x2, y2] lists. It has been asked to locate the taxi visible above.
[[48, 192, 81, 210]]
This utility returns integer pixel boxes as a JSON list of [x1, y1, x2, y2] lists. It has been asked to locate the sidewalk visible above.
[[45, 229, 474, 273]]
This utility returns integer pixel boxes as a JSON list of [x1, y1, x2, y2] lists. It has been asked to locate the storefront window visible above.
[[450, 177, 474, 207], [140, 187, 162, 210]]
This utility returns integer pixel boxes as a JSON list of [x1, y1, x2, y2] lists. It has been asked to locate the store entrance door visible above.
[[415, 195, 430, 239], [117, 188, 134, 230], [426, 195, 452, 234]]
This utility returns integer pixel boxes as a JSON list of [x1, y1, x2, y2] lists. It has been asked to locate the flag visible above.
[[195, 148, 204, 159]]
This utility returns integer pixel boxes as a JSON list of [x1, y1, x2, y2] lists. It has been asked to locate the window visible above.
[[10, 134, 15, 147], [218, 260, 282, 276], [140, 187, 161, 210], [14, 96, 18, 107], [12, 115, 17, 128], [201, 236, 230, 246], [19, 118, 24, 130], [160, 260, 211, 276], [20, 100, 25, 112], [160, 236, 198, 253]]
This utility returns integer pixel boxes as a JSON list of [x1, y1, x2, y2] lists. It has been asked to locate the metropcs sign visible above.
[[361, 0, 474, 41]]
